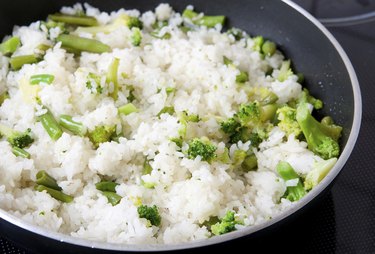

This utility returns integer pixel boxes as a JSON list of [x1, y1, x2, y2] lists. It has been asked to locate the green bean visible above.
[[106, 58, 120, 100], [10, 55, 40, 71], [262, 40, 276, 56], [0, 37, 20, 56], [182, 9, 225, 28], [235, 71, 249, 83], [30, 74, 55, 85], [36, 170, 62, 190], [12, 147, 30, 159], [39, 108, 63, 141], [118, 103, 138, 115], [102, 191, 122, 206], [35, 185, 73, 203], [56, 34, 111, 54], [59, 115, 86, 136], [95, 181, 119, 192], [48, 13, 98, 27]]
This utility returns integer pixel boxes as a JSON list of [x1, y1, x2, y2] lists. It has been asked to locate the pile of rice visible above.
[[0, 3, 328, 244]]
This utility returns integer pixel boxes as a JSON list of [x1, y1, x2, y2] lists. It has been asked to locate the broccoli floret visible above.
[[320, 116, 342, 141], [296, 103, 341, 159], [211, 211, 240, 236], [277, 60, 294, 82], [276, 161, 306, 202], [237, 102, 261, 127], [299, 88, 323, 110], [86, 72, 103, 94], [137, 204, 161, 226], [87, 125, 116, 149], [228, 127, 264, 148], [187, 138, 217, 162], [304, 158, 337, 190], [220, 117, 240, 135], [0, 125, 34, 148], [131, 27, 142, 47], [127, 16, 143, 29], [276, 106, 301, 137]]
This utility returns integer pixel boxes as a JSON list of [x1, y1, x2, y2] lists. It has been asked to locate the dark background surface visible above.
[[1, 0, 375, 253]]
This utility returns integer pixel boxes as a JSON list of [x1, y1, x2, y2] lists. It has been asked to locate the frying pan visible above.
[[0, 0, 361, 253]]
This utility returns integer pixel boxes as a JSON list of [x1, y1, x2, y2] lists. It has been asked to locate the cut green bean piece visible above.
[[35, 185, 73, 203], [57, 34, 111, 54], [10, 55, 40, 71], [262, 40, 276, 56], [0, 37, 20, 56], [102, 191, 122, 206], [12, 147, 30, 159], [157, 106, 175, 118], [118, 103, 138, 115], [59, 115, 86, 136], [30, 74, 55, 85], [107, 58, 120, 100], [36, 170, 62, 191], [48, 13, 98, 26], [276, 161, 306, 202], [95, 181, 119, 192], [39, 108, 63, 141], [182, 9, 225, 28]]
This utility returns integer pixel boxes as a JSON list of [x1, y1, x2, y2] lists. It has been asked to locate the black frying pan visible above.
[[0, 0, 361, 253]]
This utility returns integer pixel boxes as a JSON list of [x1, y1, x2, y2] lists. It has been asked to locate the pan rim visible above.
[[0, 0, 362, 251]]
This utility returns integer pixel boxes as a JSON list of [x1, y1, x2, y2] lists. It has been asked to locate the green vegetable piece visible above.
[[237, 102, 261, 126], [260, 104, 277, 122], [296, 103, 341, 159], [12, 147, 30, 159], [277, 106, 301, 137], [86, 72, 103, 94], [0, 36, 20, 56], [157, 106, 175, 118], [118, 103, 138, 115], [36, 170, 62, 191], [297, 73, 304, 83], [10, 55, 40, 71], [242, 154, 258, 171], [127, 16, 143, 29], [227, 28, 246, 41], [202, 216, 220, 231], [276, 161, 306, 202], [106, 58, 120, 100], [141, 159, 156, 189], [299, 88, 323, 110], [211, 211, 238, 235], [223, 56, 233, 66], [48, 13, 98, 26], [131, 27, 142, 46], [39, 108, 63, 141], [182, 9, 225, 28], [59, 115, 86, 136], [0, 124, 34, 148], [35, 185, 73, 203], [236, 71, 249, 83], [232, 150, 247, 167], [165, 87, 175, 95], [252, 36, 264, 52], [304, 158, 337, 190], [0, 92, 9, 106], [262, 40, 276, 56], [277, 60, 294, 82], [102, 191, 122, 206], [87, 125, 116, 149], [137, 205, 161, 226], [220, 117, 240, 135], [57, 34, 111, 54], [248, 87, 279, 106], [170, 137, 183, 148], [95, 181, 119, 192], [30, 74, 55, 85], [126, 85, 136, 102], [187, 138, 217, 162]]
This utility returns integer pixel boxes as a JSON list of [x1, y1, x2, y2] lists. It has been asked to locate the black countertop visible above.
[[1, 1, 375, 253]]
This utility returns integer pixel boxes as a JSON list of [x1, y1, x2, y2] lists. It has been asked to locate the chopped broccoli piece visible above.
[[276, 161, 306, 202], [211, 211, 240, 236], [232, 150, 247, 168], [252, 36, 264, 52], [0, 91, 9, 106], [304, 158, 337, 190], [170, 137, 183, 148], [248, 87, 278, 106], [137, 205, 161, 226], [242, 154, 258, 171], [0, 36, 20, 56], [0, 125, 34, 148], [227, 28, 246, 41], [296, 102, 341, 159], [182, 9, 225, 28], [118, 103, 138, 115], [235, 71, 249, 83], [177, 110, 200, 137], [217, 147, 231, 164], [276, 106, 302, 137], [87, 125, 116, 148], [131, 27, 142, 46], [126, 85, 136, 102], [127, 16, 143, 29], [277, 60, 294, 82], [157, 106, 175, 118], [262, 40, 277, 56], [187, 138, 217, 162], [86, 72, 103, 94], [220, 117, 241, 135], [320, 116, 342, 141], [141, 159, 156, 189], [299, 88, 323, 110], [237, 102, 261, 127]]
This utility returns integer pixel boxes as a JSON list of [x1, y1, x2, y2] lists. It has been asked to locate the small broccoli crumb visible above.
[[187, 138, 217, 162], [277, 106, 301, 137], [137, 205, 161, 226], [0, 125, 34, 148], [87, 125, 116, 149], [211, 211, 240, 236]]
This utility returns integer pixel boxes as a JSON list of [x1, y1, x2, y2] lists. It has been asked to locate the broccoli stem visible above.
[[10, 55, 40, 71], [35, 185, 73, 203], [102, 191, 122, 206], [276, 161, 306, 202], [95, 181, 119, 192], [107, 58, 120, 100], [118, 103, 138, 115], [56, 34, 111, 54], [59, 115, 86, 136], [48, 13, 98, 26], [30, 74, 55, 85], [36, 170, 62, 191], [0, 36, 20, 56], [304, 158, 337, 190], [12, 147, 30, 159], [39, 108, 63, 141]]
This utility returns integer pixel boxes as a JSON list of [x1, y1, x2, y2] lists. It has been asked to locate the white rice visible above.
[[0, 3, 329, 245]]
